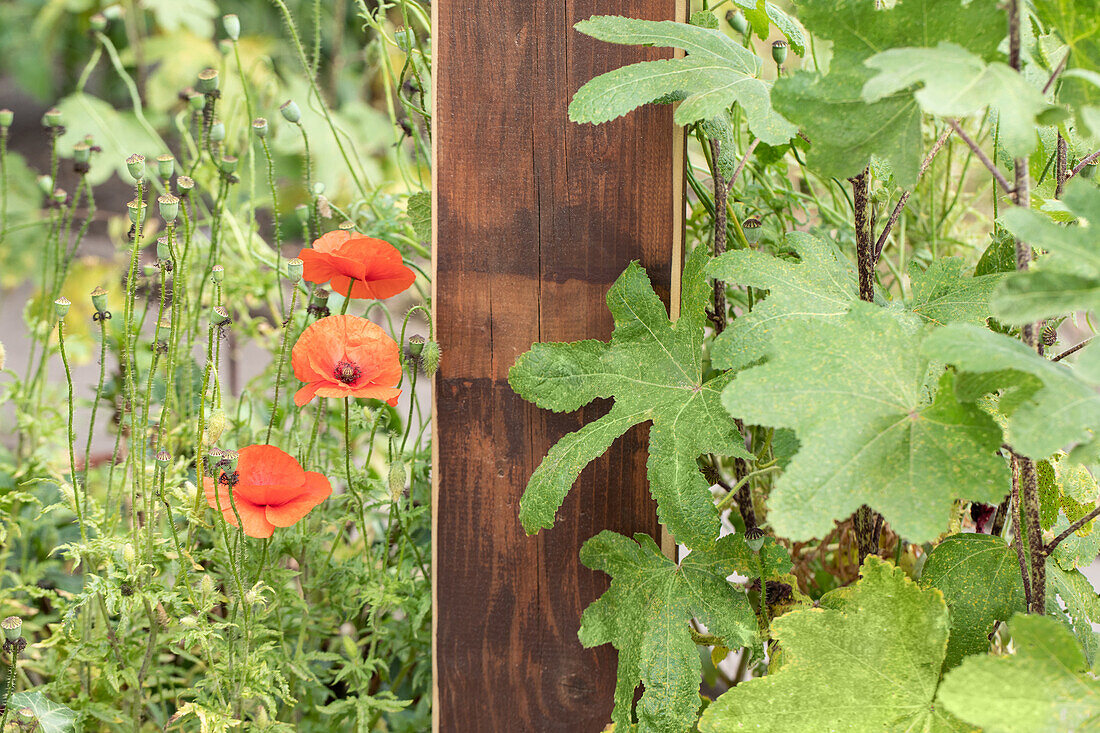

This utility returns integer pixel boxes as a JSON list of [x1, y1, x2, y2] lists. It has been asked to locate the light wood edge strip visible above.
[[430, 0, 440, 727]]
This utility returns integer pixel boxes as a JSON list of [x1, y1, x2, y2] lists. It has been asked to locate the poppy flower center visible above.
[[333, 360, 362, 384]]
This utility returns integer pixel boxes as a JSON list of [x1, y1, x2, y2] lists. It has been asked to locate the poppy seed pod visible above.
[[726, 10, 748, 35], [127, 199, 147, 225], [218, 39, 233, 56], [156, 236, 172, 261], [188, 91, 205, 111], [772, 39, 789, 66], [176, 175, 195, 192], [222, 449, 239, 471], [280, 99, 302, 124], [286, 257, 304, 283], [156, 449, 171, 469], [211, 264, 225, 283], [211, 305, 230, 326], [90, 13, 107, 31], [252, 117, 268, 138], [53, 297, 71, 321], [158, 194, 180, 223], [143, 264, 159, 278], [197, 68, 219, 94], [43, 107, 62, 127], [223, 13, 240, 41], [52, 188, 67, 205], [219, 155, 238, 174], [210, 121, 226, 143], [126, 153, 146, 182], [407, 334, 426, 357], [745, 526, 766, 552], [1, 615, 22, 641], [742, 217, 762, 244], [91, 286, 108, 314], [0, 108, 12, 128], [73, 142, 91, 164], [156, 153, 175, 179]]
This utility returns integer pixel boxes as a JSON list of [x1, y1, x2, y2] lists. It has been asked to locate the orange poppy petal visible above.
[[292, 317, 345, 382], [299, 248, 341, 286], [313, 383, 402, 402], [264, 472, 332, 527], [311, 229, 357, 254], [328, 274, 358, 300], [238, 444, 305, 489], [233, 501, 277, 538], [294, 381, 323, 406]]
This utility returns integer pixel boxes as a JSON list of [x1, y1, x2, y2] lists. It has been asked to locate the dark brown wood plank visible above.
[[432, 1, 684, 729]]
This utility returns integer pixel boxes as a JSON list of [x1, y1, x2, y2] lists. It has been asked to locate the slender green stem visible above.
[[267, 289, 299, 444], [58, 319, 86, 542]]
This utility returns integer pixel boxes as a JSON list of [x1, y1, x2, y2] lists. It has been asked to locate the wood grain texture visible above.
[[433, 0, 684, 729]]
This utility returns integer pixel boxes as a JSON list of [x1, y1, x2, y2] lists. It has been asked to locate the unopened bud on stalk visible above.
[[73, 142, 91, 164], [156, 236, 172, 261], [91, 286, 108, 314], [219, 154, 238, 174], [53, 296, 71, 321], [176, 175, 195, 192], [52, 188, 67, 205], [156, 449, 171, 469], [43, 107, 62, 127], [252, 117, 268, 138], [123, 542, 136, 567], [205, 411, 227, 446], [286, 257, 303, 282], [37, 175, 53, 195], [1, 615, 22, 641], [90, 12, 108, 31], [771, 39, 789, 66], [295, 203, 310, 225], [156, 153, 175, 179], [742, 217, 762, 244], [223, 13, 241, 40], [158, 194, 180, 223], [388, 459, 407, 501], [197, 67, 219, 93], [279, 99, 302, 124], [218, 39, 233, 56], [726, 10, 748, 35], [211, 264, 225, 283], [126, 153, 145, 181], [127, 199, 147, 225], [211, 305, 230, 326], [210, 121, 226, 142], [421, 339, 441, 377], [188, 91, 205, 111], [0, 108, 12, 128], [200, 574, 216, 599]]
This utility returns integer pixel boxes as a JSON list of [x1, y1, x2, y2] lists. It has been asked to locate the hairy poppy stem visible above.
[[267, 288, 299, 445], [58, 319, 85, 542]]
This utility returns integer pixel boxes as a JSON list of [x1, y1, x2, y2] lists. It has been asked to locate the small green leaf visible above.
[[580, 531, 758, 732], [510, 246, 749, 548], [723, 305, 1009, 543], [920, 533, 1025, 671], [699, 557, 971, 732], [907, 257, 1004, 327], [406, 191, 431, 243], [938, 614, 1100, 733]]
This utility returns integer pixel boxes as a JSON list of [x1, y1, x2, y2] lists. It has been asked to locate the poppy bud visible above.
[[280, 99, 302, 124], [211, 264, 225, 283], [726, 10, 748, 35], [0, 108, 12, 128], [200, 574, 216, 599], [421, 339, 441, 377], [211, 305, 230, 326], [43, 107, 62, 127], [127, 199, 147, 225], [37, 175, 53, 195], [745, 526, 766, 552], [742, 217, 762, 244], [156, 449, 171, 468], [295, 203, 310, 225], [156, 153, 175, 179], [197, 68, 219, 94], [177, 175, 195, 192], [54, 296, 71, 321], [407, 334, 425, 357], [204, 412, 226, 446], [52, 188, 67, 205], [771, 39, 789, 66], [91, 286, 108, 314], [1, 615, 22, 641], [73, 142, 91, 164], [223, 13, 240, 41], [123, 542, 136, 566], [312, 182, 326, 197], [180, 615, 197, 628], [394, 27, 415, 53], [188, 91, 205, 111], [210, 121, 226, 143], [388, 459, 406, 501], [158, 194, 179, 223], [126, 153, 146, 182], [156, 603, 170, 630], [286, 257, 303, 282], [219, 154, 238, 174], [252, 117, 268, 138]]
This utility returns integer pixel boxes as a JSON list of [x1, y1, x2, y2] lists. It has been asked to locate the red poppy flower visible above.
[[298, 230, 415, 300], [291, 314, 402, 406], [204, 444, 331, 538]]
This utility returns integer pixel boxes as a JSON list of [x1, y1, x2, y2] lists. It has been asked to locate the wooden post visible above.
[[432, 0, 685, 728]]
